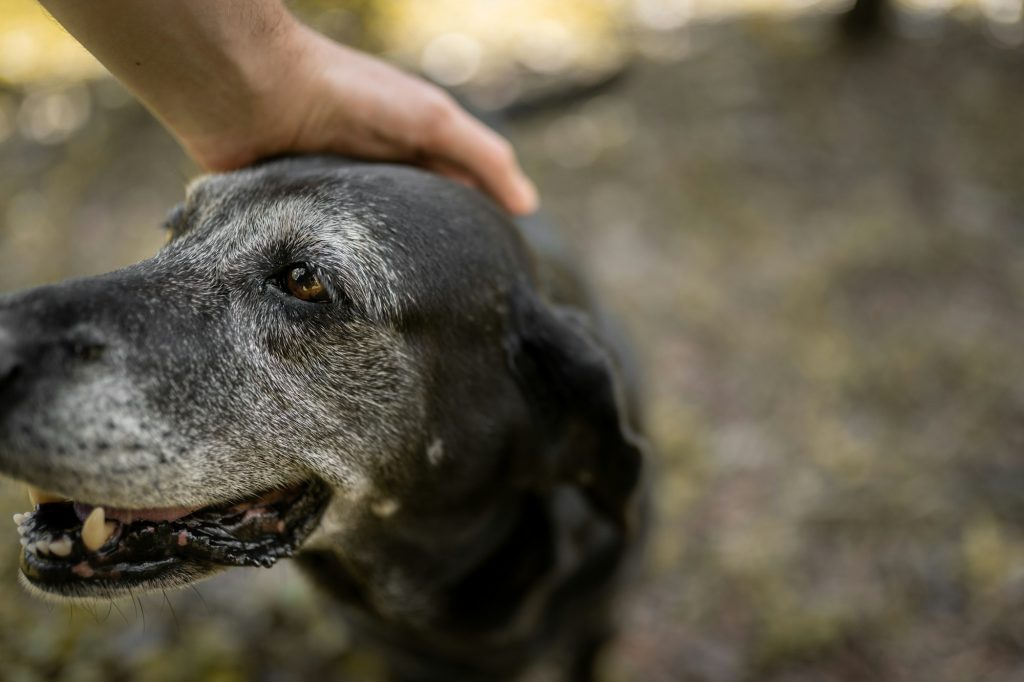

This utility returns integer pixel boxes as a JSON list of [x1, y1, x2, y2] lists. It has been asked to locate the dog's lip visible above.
[[26, 484, 205, 523], [14, 479, 331, 596], [73, 502, 200, 524]]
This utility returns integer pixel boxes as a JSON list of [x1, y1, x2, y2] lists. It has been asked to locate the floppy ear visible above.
[[505, 281, 645, 532]]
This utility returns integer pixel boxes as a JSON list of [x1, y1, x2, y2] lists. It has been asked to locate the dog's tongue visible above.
[[73, 502, 198, 524]]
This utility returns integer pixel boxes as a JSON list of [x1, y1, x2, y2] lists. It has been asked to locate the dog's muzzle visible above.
[[0, 326, 19, 389]]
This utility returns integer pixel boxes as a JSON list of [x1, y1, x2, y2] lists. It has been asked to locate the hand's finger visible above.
[[419, 158, 481, 190], [424, 106, 539, 216]]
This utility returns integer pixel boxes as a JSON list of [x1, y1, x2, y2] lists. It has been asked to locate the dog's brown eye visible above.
[[284, 266, 329, 303]]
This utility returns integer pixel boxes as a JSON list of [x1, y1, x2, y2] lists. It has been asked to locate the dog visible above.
[[0, 156, 646, 681]]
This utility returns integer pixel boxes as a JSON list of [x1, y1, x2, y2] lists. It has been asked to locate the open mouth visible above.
[[13, 480, 330, 597]]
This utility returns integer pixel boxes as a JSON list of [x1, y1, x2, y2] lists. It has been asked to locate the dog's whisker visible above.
[[188, 583, 209, 614], [136, 593, 146, 633], [162, 589, 179, 633], [110, 598, 129, 625]]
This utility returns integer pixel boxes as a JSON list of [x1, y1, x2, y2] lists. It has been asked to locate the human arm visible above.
[[39, 0, 538, 215]]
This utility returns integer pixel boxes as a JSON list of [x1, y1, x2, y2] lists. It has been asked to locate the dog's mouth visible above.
[[13, 480, 330, 598]]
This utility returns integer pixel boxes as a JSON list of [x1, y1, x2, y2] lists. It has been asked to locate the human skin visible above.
[[39, 0, 539, 215]]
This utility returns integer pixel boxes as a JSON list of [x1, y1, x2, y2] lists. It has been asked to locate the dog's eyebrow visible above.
[[161, 204, 187, 233]]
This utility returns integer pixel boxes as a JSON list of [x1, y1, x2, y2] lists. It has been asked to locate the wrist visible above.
[[172, 6, 310, 170]]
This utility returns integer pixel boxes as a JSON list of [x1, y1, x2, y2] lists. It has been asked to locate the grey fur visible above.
[[0, 157, 646, 680]]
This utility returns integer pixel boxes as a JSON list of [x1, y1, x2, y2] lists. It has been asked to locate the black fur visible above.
[[0, 157, 647, 680]]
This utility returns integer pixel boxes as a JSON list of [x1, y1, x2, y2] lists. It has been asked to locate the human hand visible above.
[[184, 23, 537, 215], [39, 1, 538, 215]]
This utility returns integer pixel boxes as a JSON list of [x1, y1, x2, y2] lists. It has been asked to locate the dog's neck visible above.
[[298, 488, 542, 617], [295, 481, 617, 643]]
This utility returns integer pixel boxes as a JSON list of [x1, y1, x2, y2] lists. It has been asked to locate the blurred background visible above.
[[2, 0, 1024, 680]]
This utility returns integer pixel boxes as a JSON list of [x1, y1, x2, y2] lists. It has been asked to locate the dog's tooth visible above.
[[13, 513, 25, 525], [19, 536, 29, 547], [36, 540, 51, 556], [27, 486, 65, 507], [17, 524, 27, 537], [82, 507, 108, 551], [24, 542, 37, 555], [49, 536, 73, 557]]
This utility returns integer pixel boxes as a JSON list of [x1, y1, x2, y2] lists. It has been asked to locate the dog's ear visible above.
[[505, 281, 645, 531]]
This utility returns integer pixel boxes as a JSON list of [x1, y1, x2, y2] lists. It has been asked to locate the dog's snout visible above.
[[64, 333, 107, 364], [0, 316, 109, 390], [0, 326, 20, 386]]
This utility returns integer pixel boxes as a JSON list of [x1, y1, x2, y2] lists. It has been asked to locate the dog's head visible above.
[[0, 157, 642, 601]]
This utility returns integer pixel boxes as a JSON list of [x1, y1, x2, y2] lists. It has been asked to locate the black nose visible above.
[[0, 327, 19, 387]]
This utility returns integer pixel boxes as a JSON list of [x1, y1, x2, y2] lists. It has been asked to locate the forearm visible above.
[[39, 0, 302, 161]]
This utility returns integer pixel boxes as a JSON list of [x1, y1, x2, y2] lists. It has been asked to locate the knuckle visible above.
[[421, 93, 457, 134], [491, 138, 516, 166]]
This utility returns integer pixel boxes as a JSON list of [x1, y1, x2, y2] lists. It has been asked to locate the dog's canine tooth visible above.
[[36, 540, 51, 556], [12, 513, 25, 525], [49, 536, 73, 557], [82, 507, 109, 551], [27, 486, 65, 507]]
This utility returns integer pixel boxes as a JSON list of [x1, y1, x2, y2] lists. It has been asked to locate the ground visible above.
[[1, 10, 1023, 682]]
